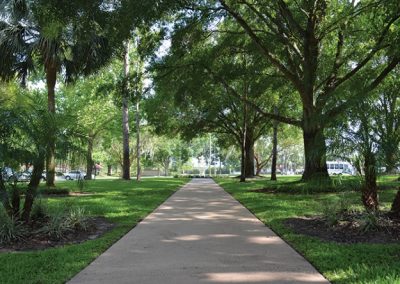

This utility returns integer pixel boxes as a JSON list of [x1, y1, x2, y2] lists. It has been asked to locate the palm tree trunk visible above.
[[122, 42, 130, 180], [45, 65, 57, 187], [362, 150, 379, 211]]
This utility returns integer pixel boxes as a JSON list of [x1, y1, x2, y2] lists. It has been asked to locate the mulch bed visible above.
[[285, 213, 400, 244], [0, 217, 114, 253]]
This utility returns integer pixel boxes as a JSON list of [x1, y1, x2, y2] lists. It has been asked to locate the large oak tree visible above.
[[170, 0, 400, 180]]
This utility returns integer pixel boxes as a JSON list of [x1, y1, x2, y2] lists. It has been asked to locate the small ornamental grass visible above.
[[0, 207, 28, 244], [38, 206, 91, 239], [320, 193, 353, 226], [65, 207, 90, 231], [38, 213, 72, 240]]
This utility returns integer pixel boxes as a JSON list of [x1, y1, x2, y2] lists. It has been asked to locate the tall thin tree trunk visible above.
[[107, 165, 112, 176], [86, 136, 94, 180], [240, 141, 246, 182], [271, 107, 278, 181], [122, 42, 131, 180], [136, 100, 141, 181], [45, 65, 57, 187], [255, 155, 261, 176], [209, 133, 212, 177], [240, 85, 248, 182]]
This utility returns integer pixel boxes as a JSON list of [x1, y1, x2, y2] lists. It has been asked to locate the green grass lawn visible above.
[[0, 178, 189, 284], [216, 175, 400, 284]]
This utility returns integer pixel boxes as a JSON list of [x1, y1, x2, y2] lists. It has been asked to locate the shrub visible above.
[[0, 207, 28, 244]]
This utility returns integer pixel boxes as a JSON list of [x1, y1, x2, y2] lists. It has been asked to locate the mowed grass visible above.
[[216, 175, 400, 284], [0, 178, 189, 284]]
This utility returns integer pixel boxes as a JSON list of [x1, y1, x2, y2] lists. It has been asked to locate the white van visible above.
[[327, 161, 354, 175]]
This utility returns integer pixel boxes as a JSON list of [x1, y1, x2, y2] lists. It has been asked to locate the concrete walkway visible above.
[[69, 179, 329, 284]]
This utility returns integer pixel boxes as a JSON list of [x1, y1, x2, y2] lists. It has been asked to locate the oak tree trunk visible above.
[[244, 135, 255, 178], [45, 65, 57, 187], [302, 126, 329, 181]]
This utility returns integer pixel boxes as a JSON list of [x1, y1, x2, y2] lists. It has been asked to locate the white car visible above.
[[327, 161, 355, 175], [64, 170, 87, 180]]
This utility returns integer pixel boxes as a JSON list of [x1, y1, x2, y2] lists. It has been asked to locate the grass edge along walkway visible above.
[[0, 178, 189, 284], [215, 176, 400, 284]]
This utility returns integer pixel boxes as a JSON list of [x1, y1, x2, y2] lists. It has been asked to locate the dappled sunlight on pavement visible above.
[[68, 179, 329, 284]]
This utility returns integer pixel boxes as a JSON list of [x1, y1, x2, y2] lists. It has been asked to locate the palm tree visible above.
[[0, 0, 113, 186]]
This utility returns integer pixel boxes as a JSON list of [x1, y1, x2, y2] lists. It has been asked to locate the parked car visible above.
[[16, 171, 31, 182], [295, 169, 304, 175], [41, 171, 65, 181], [1, 167, 16, 181], [64, 170, 90, 180], [327, 161, 355, 175]]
